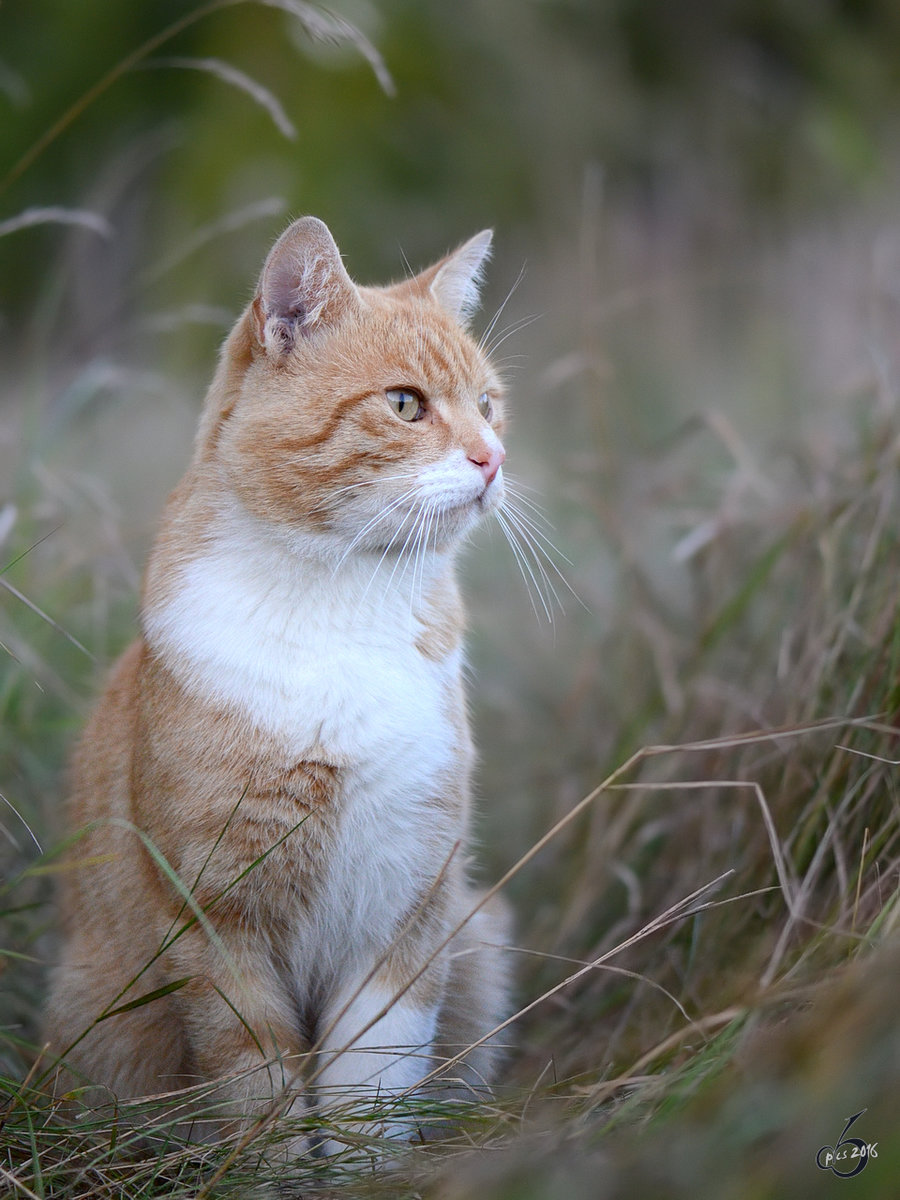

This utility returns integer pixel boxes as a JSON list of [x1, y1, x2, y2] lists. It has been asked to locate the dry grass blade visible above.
[[609, 778, 799, 917], [137, 57, 297, 139], [581, 1005, 747, 1106], [140, 196, 285, 285], [0, 206, 112, 239], [0, 578, 94, 661], [257, 0, 396, 96], [0, 1163, 41, 1200], [0, 792, 43, 854], [402, 871, 736, 1099]]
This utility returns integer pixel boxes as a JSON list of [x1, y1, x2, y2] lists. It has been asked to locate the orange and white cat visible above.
[[44, 217, 512, 1148]]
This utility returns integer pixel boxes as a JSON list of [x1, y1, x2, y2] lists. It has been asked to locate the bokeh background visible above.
[[3, 2, 900, 1196]]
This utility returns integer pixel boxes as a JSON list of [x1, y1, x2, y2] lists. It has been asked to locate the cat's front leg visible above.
[[163, 934, 310, 1153], [311, 969, 441, 1154]]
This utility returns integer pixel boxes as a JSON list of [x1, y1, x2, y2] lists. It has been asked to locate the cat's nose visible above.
[[468, 440, 506, 485]]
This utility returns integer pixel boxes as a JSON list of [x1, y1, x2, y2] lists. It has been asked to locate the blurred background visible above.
[[2, 3, 900, 1192]]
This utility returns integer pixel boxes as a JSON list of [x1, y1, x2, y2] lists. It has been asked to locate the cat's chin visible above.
[[444, 479, 506, 531], [477, 475, 505, 512]]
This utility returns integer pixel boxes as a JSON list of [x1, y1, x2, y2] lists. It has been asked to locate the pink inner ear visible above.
[[258, 217, 359, 348], [430, 229, 493, 325], [263, 250, 308, 323]]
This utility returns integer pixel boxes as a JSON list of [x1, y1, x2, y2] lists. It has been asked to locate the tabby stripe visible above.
[[275, 389, 373, 452]]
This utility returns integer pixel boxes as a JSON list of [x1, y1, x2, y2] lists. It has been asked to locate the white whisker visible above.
[[484, 313, 540, 359], [494, 508, 553, 622], [384, 499, 429, 602], [479, 262, 526, 354], [500, 507, 562, 614], [501, 499, 586, 612], [491, 472, 587, 620], [490, 354, 528, 373], [502, 478, 555, 521], [502, 497, 575, 568], [360, 503, 419, 603], [332, 486, 420, 573], [410, 505, 427, 618], [414, 501, 439, 615], [327, 472, 419, 500]]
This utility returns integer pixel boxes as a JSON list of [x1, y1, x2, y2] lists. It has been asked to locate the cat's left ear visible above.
[[426, 230, 493, 326], [253, 216, 359, 355]]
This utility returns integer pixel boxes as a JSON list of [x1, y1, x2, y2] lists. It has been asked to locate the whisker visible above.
[[484, 313, 540, 359], [501, 507, 563, 614], [327, 472, 419, 500], [408, 502, 432, 621], [410, 504, 426, 616], [502, 480, 583, 603], [501, 500, 586, 611], [396, 500, 436, 621], [479, 262, 526, 354], [416, 502, 439, 613], [311, 471, 420, 517], [332, 487, 419, 573], [494, 509, 552, 622], [502, 475, 545, 498], [502, 478, 556, 523], [337, 490, 414, 562], [384, 500, 428, 600], [404, 506, 424, 621], [502, 497, 575, 567], [360, 504, 419, 603], [490, 354, 528, 373]]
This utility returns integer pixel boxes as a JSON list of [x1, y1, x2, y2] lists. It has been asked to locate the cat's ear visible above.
[[254, 217, 358, 354], [427, 229, 493, 326]]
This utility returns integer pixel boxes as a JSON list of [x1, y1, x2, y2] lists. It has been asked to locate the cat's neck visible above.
[[141, 488, 461, 741], [147, 483, 456, 619]]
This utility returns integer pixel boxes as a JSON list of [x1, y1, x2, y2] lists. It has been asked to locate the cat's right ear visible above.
[[253, 217, 358, 355]]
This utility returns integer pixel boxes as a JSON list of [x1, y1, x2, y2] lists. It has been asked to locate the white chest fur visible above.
[[145, 517, 460, 753], [143, 509, 466, 954]]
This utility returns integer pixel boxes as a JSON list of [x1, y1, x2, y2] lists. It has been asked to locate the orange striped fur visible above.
[[44, 218, 512, 1150]]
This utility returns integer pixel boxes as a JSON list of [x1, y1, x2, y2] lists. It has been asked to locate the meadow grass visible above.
[[2, 7, 900, 1197]]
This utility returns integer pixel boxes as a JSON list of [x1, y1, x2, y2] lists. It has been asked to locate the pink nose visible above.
[[469, 442, 506, 485]]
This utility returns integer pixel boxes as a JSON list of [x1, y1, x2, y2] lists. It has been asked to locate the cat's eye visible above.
[[386, 388, 424, 422], [477, 392, 493, 420]]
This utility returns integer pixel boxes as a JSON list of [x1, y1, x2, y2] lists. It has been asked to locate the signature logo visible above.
[[816, 1109, 878, 1178]]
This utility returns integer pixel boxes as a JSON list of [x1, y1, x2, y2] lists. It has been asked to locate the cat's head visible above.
[[204, 216, 506, 559]]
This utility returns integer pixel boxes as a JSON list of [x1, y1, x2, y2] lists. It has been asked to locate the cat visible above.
[[44, 216, 512, 1152]]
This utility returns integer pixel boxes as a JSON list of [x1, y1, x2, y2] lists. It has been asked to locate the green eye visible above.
[[477, 392, 493, 420], [386, 388, 424, 422]]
